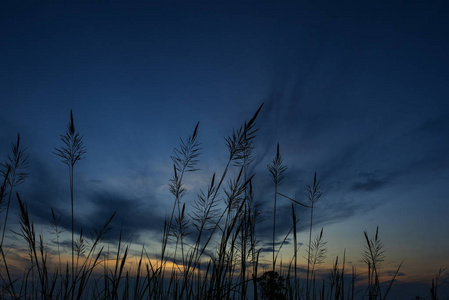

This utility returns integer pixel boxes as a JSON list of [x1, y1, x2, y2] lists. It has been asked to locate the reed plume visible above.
[[54, 110, 86, 295]]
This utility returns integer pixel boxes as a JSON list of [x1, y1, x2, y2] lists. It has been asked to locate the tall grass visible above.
[[0, 105, 442, 299], [0, 133, 29, 247], [267, 143, 287, 272], [305, 172, 322, 300], [54, 109, 87, 293]]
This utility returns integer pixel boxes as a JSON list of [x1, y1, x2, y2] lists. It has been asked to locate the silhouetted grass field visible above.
[[0, 106, 446, 299]]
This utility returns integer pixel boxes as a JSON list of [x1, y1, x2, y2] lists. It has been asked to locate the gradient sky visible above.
[[1, 1, 449, 298]]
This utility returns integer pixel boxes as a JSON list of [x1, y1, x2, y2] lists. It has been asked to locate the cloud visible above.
[[352, 179, 386, 192], [351, 171, 395, 192], [416, 114, 449, 135], [81, 190, 167, 244], [384, 270, 406, 277], [8, 157, 67, 224], [259, 247, 275, 253], [3, 151, 171, 248]]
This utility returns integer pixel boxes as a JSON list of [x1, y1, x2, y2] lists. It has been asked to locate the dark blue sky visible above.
[[1, 1, 449, 297]]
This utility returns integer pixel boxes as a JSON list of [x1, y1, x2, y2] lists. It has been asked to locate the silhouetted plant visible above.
[[257, 270, 287, 300], [0, 104, 420, 300], [0, 133, 29, 246], [167, 121, 201, 280], [363, 226, 403, 300], [233, 113, 258, 299], [291, 203, 299, 300], [363, 226, 385, 299], [430, 268, 447, 300], [50, 208, 65, 271], [279, 172, 321, 300], [328, 252, 361, 300], [268, 143, 287, 271], [0, 166, 10, 217], [306, 227, 327, 297], [226, 104, 263, 162], [54, 110, 86, 293], [306, 172, 322, 299]]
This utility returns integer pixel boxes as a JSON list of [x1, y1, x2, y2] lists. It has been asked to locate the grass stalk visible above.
[[306, 172, 322, 300], [0, 133, 29, 247], [54, 110, 86, 296], [268, 143, 287, 272]]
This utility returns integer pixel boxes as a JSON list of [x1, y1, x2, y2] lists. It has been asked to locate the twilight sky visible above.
[[1, 1, 448, 297]]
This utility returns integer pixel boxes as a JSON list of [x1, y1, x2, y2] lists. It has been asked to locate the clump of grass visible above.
[[430, 268, 447, 300], [257, 270, 286, 300], [0, 105, 433, 300], [362, 226, 404, 300], [277, 172, 322, 300]]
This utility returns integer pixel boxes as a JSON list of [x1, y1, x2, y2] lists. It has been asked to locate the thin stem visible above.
[[70, 165, 74, 300], [273, 183, 277, 271], [306, 201, 314, 300], [1, 184, 14, 246]]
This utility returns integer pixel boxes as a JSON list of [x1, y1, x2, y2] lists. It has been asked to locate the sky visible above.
[[1, 1, 449, 298]]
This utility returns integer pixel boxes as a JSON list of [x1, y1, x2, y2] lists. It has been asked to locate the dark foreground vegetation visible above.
[[0, 106, 446, 299]]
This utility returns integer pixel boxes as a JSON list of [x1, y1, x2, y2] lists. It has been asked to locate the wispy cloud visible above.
[[351, 171, 395, 192]]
